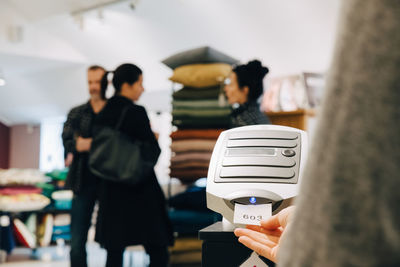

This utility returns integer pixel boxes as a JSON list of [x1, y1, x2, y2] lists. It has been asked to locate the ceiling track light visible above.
[[71, 0, 136, 29], [70, 0, 133, 17], [129, 0, 140, 10]]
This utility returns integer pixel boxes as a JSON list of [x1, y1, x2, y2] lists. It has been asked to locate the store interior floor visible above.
[[4, 242, 147, 267], [3, 237, 202, 267]]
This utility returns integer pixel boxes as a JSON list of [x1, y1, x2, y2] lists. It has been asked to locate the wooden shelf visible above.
[[266, 109, 316, 131]]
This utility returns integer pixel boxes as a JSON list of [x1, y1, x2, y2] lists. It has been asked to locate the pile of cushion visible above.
[[163, 46, 238, 184], [0, 169, 49, 212], [0, 168, 72, 254]]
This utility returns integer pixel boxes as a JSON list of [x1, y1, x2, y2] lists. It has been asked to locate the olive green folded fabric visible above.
[[172, 108, 231, 117], [172, 86, 222, 100]]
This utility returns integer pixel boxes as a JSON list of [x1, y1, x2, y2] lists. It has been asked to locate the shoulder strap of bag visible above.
[[115, 106, 130, 131]]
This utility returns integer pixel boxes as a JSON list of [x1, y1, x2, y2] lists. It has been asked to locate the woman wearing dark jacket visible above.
[[224, 60, 271, 127], [93, 63, 173, 267]]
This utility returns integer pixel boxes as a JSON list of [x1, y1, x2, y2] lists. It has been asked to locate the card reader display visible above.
[[206, 125, 308, 223], [213, 129, 301, 184]]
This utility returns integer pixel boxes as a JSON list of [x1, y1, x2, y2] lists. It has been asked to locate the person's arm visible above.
[[234, 206, 295, 263], [62, 106, 93, 155], [62, 108, 79, 156], [64, 152, 74, 167]]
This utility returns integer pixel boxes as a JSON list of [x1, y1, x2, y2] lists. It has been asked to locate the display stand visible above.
[[199, 222, 274, 267], [266, 109, 315, 131]]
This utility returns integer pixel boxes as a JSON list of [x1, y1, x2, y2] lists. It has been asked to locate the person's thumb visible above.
[[261, 206, 295, 230]]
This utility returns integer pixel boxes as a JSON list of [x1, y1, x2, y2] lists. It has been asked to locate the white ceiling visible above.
[[0, 0, 342, 125], [2, 0, 126, 21]]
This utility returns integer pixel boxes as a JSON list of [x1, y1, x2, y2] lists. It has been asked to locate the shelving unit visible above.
[[266, 109, 316, 131]]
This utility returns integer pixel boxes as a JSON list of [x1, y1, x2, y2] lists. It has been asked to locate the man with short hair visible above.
[[62, 65, 106, 267]]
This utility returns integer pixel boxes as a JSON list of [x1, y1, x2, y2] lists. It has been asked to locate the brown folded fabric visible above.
[[170, 160, 211, 169], [171, 152, 213, 163], [171, 129, 225, 140], [171, 139, 217, 153], [169, 169, 209, 184]]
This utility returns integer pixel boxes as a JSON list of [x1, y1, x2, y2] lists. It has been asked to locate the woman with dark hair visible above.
[[224, 59, 271, 127], [93, 63, 173, 267]]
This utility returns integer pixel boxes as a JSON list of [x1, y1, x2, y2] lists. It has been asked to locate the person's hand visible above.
[[153, 132, 159, 140], [64, 153, 74, 167], [75, 137, 92, 152], [234, 206, 295, 263]]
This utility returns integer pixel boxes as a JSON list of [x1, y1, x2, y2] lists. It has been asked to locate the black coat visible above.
[[230, 101, 270, 128], [93, 95, 173, 249], [62, 102, 98, 194]]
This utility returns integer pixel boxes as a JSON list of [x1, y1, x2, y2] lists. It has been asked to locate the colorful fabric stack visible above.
[[51, 214, 71, 242], [0, 169, 50, 212], [169, 129, 224, 183], [0, 168, 71, 254], [163, 46, 238, 184]]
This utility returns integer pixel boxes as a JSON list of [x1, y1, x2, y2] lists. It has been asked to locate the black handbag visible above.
[[89, 106, 161, 185]]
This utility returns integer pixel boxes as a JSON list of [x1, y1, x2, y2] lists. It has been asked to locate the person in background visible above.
[[224, 59, 271, 127], [94, 63, 173, 267], [234, 0, 400, 266], [62, 65, 106, 267]]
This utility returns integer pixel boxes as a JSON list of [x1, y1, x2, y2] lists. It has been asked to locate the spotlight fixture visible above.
[[71, 0, 137, 29], [130, 0, 140, 10]]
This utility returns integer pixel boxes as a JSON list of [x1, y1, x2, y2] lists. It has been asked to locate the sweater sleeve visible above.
[[278, 1, 400, 266]]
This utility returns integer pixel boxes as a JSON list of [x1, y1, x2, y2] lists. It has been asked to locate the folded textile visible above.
[[171, 139, 216, 153], [171, 129, 224, 140], [171, 167, 208, 172], [172, 86, 222, 100], [25, 214, 37, 239], [0, 222, 15, 253], [0, 186, 42, 195], [53, 214, 71, 226], [13, 218, 36, 248], [53, 225, 71, 235], [171, 152, 213, 163], [170, 161, 211, 169], [51, 190, 73, 200], [162, 46, 239, 70], [172, 108, 231, 117], [169, 63, 231, 88], [38, 214, 53, 247], [168, 186, 207, 211], [0, 194, 50, 212], [0, 169, 47, 186], [45, 168, 68, 181], [173, 99, 228, 109], [51, 233, 71, 241], [173, 117, 230, 129]]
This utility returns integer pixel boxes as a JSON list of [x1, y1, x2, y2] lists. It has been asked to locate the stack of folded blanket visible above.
[[163, 46, 238, 184]]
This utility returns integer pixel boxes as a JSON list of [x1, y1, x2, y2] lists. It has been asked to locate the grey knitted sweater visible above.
[[279, 1, 400, 266]]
